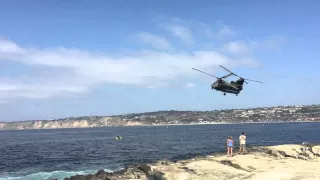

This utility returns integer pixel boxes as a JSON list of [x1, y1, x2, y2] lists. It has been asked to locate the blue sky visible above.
[[1, 0, 320, 121]]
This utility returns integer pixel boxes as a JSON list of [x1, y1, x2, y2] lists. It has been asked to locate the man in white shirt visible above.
[[239, 132, 246, 155]]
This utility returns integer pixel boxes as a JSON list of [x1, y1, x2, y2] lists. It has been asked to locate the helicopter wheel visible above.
[[236, 94, 238, 96], [223, 93, 226, 96]]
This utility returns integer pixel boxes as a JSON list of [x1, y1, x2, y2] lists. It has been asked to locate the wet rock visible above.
[[63, 166, 147, 180]]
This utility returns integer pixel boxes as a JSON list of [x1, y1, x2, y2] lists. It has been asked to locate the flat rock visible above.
[[312, 145, 320, 156], [63, 144, 320, 180]]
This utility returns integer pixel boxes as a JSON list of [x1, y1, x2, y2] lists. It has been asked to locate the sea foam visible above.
[[0, 168, 116, 180]]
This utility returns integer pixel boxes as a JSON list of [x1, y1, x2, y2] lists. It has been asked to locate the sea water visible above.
[[1, 122, 320, 180]]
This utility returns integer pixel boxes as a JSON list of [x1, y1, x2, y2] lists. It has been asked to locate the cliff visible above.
[[1, 104, 320, 130], [0, 117, 125, 130], [61, 144, 320, 180]]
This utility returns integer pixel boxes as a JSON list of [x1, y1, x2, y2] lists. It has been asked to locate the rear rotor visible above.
[[219, 65, 263, 84]]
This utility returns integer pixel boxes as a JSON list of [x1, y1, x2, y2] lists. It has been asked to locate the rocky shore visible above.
[[59, 143, 320, 180]]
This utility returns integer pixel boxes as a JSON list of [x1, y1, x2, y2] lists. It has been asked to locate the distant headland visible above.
[[1, 104, 320, 130]]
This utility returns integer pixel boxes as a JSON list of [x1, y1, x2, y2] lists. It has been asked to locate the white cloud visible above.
[[165, 24, 193, 44], [216, 25, 236, 39], [221, 37, 287, 55], [0, 38, 258, 103], [203, 27, 214, 39], [186, 82, 196, 88], [249, 36, 287, 51], [0, 78, 89, 102], [0, 18, 284, 103], [221, 41, 251, 54], [195, 22, 236, 40], [0, 39, 24, 54], [136, 31, 172, 50], [160, 18, 236, 42]]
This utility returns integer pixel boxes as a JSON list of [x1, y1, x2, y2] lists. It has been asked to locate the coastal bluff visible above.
[[61, 144, 320, 180], [2, 104, 320, 130]]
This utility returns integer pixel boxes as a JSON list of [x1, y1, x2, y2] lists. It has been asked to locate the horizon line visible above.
[[1, 103, 319, 123]]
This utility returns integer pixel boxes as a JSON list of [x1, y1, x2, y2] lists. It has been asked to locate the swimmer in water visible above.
[[115, 136, 123, 140]]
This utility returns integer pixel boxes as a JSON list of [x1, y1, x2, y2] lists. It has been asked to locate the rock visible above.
[[267, 149, 285, 159], [312, 145, 320, 156], [138, 164, 152, 174], [62, 144, 320, 180], [63, 167, 147, 180], [160, 160, 171, 165], [265, 144, 320, 160], [138, 164, 166, 180], [304, 150, 315, 159]]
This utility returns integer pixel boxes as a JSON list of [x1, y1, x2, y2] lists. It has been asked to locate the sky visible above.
[[1, 0, 320, 121]]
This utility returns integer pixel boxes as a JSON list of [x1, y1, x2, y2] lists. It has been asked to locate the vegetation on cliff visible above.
[[1, 104, 320, 130]]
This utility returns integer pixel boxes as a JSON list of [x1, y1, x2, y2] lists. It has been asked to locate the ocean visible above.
[[1, 122, 320, 180]]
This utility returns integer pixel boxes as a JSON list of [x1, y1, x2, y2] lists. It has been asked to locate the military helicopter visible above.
[[192, 65, 263, 96]]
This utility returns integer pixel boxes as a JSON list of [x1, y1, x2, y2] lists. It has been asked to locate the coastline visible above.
[[137, 120, 319, 126], [1, 121, 319, 131], [62, 143, 320, 180]]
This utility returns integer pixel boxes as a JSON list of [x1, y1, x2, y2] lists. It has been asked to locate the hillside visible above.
[[1, 104, 320, 130]]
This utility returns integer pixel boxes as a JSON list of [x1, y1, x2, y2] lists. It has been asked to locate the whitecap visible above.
[[0, 168, 122, 180]]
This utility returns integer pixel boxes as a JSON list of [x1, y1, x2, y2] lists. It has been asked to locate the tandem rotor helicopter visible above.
[[192, 65, 263, 96]]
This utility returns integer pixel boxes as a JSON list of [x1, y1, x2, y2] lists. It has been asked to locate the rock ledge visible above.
[[60, 144, 320, 180]]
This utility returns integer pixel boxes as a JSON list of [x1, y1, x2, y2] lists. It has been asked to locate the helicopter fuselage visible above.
[[192, 65, 262, 96], [211, 80, 243, 95]]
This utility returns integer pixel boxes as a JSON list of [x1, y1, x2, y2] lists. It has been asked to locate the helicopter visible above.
[[192, 65, 263, 96]]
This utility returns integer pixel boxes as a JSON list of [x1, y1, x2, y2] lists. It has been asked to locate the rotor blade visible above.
[[192, 68, 219, 79], [219, 65, 241, 78], [244, 78, 263, 83], [219, 65, 263, 83], [221, 73, 234, 79]]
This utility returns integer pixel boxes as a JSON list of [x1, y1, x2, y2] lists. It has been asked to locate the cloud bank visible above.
[[0, 18, 285, 103]]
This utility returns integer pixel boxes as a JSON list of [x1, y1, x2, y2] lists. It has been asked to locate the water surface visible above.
[[1, 122, 319, 180]]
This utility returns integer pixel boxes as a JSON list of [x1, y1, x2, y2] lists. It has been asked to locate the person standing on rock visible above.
[[239, 132, 246, 155], [227, 136, 234, 157]]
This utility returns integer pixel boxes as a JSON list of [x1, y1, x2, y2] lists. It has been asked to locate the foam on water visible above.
[[0, 168, 121, 180]]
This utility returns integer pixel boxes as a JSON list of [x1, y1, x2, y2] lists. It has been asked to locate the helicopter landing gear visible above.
[[223, 92, 226, 96], [236, 93, 238, 96]]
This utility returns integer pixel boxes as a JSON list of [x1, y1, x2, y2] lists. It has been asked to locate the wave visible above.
[[0, 168, 123, 180]]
